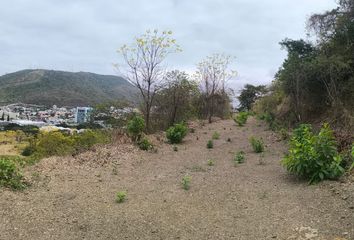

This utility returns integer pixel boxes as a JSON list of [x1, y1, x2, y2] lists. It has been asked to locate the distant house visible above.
[[75, 107, 93, 124]]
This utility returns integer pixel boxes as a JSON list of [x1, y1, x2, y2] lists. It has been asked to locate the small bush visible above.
[[127, 115, 145, 141], [138, 138, 153, 151], [234, 112, 248, 126], [234, 151, 245, 164], [166, 123, 188, 144], [207, 140, 213, 149], [0, 157, 25, 190], [282, 123, 344, 184], [181, 175, 191, 190], [115, 191, 127, 203], [212, 131, 220, 140], [250, 137, 264, 153], [207, 159, 215, 166], [21, 145, 35, 156]]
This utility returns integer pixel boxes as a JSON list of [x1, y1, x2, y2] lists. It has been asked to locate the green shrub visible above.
[[181, 175, 191, 190], [127, 115, 145, 141], [234, 112, 248, 126], [22, 145, 35, 156], [72, 130, 109, 153], [207, 159, 215, 166], [23, 130, 110, 158], [250, 137, 264, 153], [234, 151, 245, 164], [0, 157, 25, 190], [282, 123, 344, 184], [138, 138, 153, 151], [212, 131, 220, 140], [166, 123, 188, 144], [207, 140, 213, 149], [36, 131, 74, 157], [115, 191, 127, 203]]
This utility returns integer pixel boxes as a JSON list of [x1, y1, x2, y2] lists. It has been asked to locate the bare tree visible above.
[[117, 30, 181, 132], [196, 54, 236, 123]]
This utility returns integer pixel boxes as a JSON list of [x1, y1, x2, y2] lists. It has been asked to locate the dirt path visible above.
[[1, 118, 353, 240]]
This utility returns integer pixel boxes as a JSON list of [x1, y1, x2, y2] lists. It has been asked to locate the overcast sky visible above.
[[0, 0, 338, 90]]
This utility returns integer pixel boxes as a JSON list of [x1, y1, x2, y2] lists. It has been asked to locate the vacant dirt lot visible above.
[[1, 118, 353, 240]]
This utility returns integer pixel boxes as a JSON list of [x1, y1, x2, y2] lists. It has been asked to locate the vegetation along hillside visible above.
[[0, 69, 139, 106]]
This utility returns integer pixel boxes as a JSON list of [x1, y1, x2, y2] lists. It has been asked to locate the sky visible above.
[[0, 0, 338, 91]]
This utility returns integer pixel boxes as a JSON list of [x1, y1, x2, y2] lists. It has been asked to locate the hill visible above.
[[0, 69, 138, 107]]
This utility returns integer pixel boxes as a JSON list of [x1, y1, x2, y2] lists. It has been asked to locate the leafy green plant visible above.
[[0, 157, 25, 190], [207, 159, 215, 166], [166, 123, 188, 144], [233, 112, 248, 126], [207, 140, 213, 149], [234, 151, 245, 164], [115, 191, 127, 203], [212, 131, 220, 140], [282, 123, 344, 184], [127, 115, 145, 142], [138, 137, 153, 151], [181, 175, 191, 190], [250, 137, 264, 153]]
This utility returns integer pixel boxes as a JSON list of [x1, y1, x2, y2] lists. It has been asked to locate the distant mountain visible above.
[[0, 69, 139, 107]]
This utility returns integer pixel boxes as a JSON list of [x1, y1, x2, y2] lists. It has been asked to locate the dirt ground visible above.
[[1, 118, 353, 240]]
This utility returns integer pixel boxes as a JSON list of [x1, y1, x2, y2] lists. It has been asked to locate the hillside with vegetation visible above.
[[0, 69, 139, 106]]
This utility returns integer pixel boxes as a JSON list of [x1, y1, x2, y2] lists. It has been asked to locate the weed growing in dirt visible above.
[[115, 191, 127, 203], [207, 140, 214, 149], [0, 157, 26, 190], [250, 137, 264, 153], [282, 123, 344, 184], [166, 123, 188, 144], [212, 131, 220, 140], [182, 175, 191, 190], [234, 151, 245, 165], [234, 112, 248, 126], [207, 159, 215, 166], [138, 137, 153, 151]]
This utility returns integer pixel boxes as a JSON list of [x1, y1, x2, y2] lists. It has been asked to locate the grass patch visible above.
[[250, 137, 264, 153], [115, 191, 127, 203], [181, 175, 191, 190]]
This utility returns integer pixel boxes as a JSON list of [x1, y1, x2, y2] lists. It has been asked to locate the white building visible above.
[[75, 107, 93, 124]]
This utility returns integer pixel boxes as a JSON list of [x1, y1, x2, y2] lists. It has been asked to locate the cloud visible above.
[[0, 0, 338, 91]]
